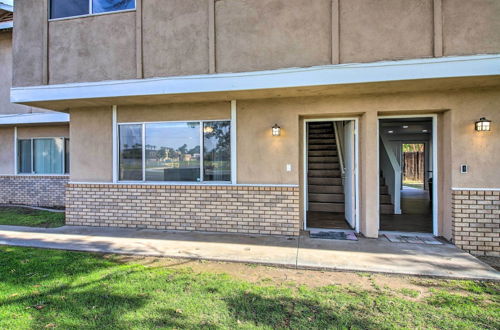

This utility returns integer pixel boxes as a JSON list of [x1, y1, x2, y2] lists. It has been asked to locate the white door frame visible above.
[[377, 114, 439, 236], [303, 117, 360, 232]]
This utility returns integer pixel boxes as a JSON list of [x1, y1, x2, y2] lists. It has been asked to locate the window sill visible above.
[[49, 9, 136, 22]]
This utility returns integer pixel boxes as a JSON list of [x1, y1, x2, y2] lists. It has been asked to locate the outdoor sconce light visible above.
[[272, 124, 281, 136], [475, 117, 491, 131]]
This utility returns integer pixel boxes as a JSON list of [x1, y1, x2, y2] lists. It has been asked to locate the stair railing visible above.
[[333, 122, 345, 183]]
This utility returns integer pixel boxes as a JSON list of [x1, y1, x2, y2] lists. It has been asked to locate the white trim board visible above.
[[11, 54, 500, 104], [0, 113, 69, 125]]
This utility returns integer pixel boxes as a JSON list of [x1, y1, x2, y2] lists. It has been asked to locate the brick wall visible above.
[[66, 184, 301, 236], [0, 175, 68, 207], [452, 190, 500, 257]]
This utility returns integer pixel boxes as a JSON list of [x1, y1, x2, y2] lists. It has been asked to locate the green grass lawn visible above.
[[0, 246, 498, 329], [0, 207, 65, 228]]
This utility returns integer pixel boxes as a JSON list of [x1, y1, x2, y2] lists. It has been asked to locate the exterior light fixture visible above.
[[475, 117, 491, 131], [272, 124, 281, 136]]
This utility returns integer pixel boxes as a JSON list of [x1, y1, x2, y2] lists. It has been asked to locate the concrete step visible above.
[[309, 193, 344, 203], [308, 185, 343, 194], [309, 144, 337, 151], [308, 139, 336, 145], [308, 150, 338, 156], [308, 156, 339, 163], [308, 177, 342, 185], [308, 162, 340, 170], [308, 169, 342, 178], [380, 186, 389, 194], [309, 202, 344, 212], [380, 203, 394, 214], [380, 194, 392, 204]]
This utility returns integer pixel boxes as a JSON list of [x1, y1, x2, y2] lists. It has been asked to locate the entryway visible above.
[[304, 119, 358, 232], [378, 117, 437, 234]]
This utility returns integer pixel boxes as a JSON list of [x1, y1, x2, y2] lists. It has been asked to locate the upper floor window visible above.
[[50, 0, 135, 20]]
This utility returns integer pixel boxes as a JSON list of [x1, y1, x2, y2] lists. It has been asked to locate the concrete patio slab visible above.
[[0, 225, 498, 281]]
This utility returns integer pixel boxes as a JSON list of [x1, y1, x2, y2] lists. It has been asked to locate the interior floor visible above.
[[307, 211, 351, 229], [380, 186, 432, 233]]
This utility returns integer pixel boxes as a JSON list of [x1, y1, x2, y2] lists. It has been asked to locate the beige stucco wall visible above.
[[12, 0, 500, 87], [0, 31, 27, 114], [0, 127, 14, 174], [118, 102, 230, 123], [12, 0, 46, 87], [443, 0, 500, 56], [70, 107, 112, 182], [17, 125, 69, 139], [215, 0, 332, 73], [339, 0, 434, 63], [143, 0, 209, 78], [48, 12, 136, 84]]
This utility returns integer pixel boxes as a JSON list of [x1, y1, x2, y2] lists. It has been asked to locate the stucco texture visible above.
[[339, 0, 433, 63], [215, 0, 332, 73], [0, 127, 14, 174], [48, 12, 137, 84], [16, 125, 69, 139], [443, 0, 500, 56], [12, 0, 46, 87], [0, 32, 28, 114], [142, 0, 209, 78], [70, 107, 113, 182]]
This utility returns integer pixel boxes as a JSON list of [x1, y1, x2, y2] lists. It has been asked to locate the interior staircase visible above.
[[379, 174, 394, 214], [307, 122, 344, 213]]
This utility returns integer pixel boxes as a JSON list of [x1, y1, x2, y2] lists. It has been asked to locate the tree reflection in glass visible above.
[[203, 121, 231, 181]]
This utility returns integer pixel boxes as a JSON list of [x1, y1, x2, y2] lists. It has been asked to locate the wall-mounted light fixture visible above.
[[475, 117, 491, 131], [272, 124, 281, 136]]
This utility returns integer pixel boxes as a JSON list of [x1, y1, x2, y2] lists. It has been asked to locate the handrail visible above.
[[333, 122, 345, 176]]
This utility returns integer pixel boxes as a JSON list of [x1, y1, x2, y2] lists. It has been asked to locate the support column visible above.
[[359, 111, 379, 238]]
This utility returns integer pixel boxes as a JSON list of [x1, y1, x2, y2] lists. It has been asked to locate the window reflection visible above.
[[145, 122, 201, 182], [92, 0, 135, 14], [119, 124, 143, 181], [203, 122, 231, 181]]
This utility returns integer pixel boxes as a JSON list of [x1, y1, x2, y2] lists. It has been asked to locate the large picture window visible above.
[[119, 121, 231, 182], [50, 0, 135, 19], [17, 138, 69, 175]]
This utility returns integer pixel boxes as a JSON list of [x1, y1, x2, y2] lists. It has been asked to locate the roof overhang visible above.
[[0, 113, 70, 126], [11, 54, 500, 111], [0, 21, 12, 30], [0, 3, 13, 12]]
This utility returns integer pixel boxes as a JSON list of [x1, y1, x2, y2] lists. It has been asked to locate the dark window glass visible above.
[[92, 0, 135, 14], [65, 138, 70, 174], [119, 124, 143, 181], [145, 122, 200, 182], [33, 138, 64, 174], [17, 140, 32, 174], [203, 121, 231, 182], [50, 0, 89, 19]]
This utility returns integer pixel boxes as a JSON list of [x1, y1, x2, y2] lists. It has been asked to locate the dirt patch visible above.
[[111, 255, 453, 299]]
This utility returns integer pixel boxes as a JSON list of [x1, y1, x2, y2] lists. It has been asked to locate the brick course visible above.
[[452, 190, 500, 257], [66, 184, 301, 236], [0, 175, 68, 207]]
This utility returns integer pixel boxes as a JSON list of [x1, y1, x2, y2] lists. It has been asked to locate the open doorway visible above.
[[304, 119, 358, 231], [378, 117, 435, 233]]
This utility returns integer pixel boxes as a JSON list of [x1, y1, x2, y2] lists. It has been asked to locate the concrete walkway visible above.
[[0, 225, 498, 281]]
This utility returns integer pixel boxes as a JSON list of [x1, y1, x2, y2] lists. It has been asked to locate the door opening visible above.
[[378, 117, 436, 234], [304, 119, 358, 231]]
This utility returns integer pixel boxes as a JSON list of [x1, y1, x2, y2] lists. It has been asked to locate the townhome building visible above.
[[6, 0, 500, 257]]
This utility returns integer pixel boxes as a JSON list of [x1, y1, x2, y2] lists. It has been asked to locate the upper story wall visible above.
[[12, 0, 500, 87], [0, 30, 44, 114]]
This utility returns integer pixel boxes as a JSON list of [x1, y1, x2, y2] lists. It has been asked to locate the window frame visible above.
[[118, 119, 232, 184], [16, 137, 70, 176], [49, 0, 137, 21]]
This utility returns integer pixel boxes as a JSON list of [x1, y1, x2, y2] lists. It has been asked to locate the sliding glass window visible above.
[[50, 0, 136, 19], [17, 138, 68, 175], [119, 121, 231, 183]]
